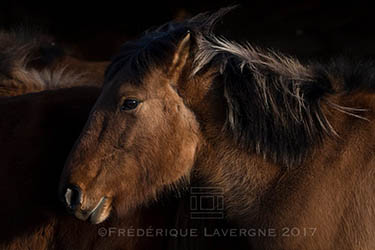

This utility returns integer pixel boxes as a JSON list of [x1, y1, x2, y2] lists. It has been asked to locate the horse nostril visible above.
[[64, 185, 83, 210]]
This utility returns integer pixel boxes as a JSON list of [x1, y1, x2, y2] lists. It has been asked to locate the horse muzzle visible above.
[[61, 185, 111, 224]]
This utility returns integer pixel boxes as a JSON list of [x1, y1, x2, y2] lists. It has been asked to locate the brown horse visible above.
[[0, 87, 184, 250], [0, 33, 244, 249], [0, 88, 247, 250], [0, 28, 245, 250], [0, 29, 108, 97], [59, 7, 375, 250]]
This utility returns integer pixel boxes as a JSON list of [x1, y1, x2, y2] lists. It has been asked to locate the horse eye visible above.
[[120, 99, 139, 111]]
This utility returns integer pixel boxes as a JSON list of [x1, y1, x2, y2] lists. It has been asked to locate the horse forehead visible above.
[[142, 68, 169, 86], [128, 70, 170, 92], [102, 67, 170, 100]]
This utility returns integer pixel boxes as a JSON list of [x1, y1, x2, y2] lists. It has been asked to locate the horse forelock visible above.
[[104, 6, 235, 85], [105, 34, 178, 85]]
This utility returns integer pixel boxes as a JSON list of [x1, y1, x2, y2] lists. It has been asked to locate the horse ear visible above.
[[168, 30, 191, 81]]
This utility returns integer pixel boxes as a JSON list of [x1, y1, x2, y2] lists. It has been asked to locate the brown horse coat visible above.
[[60, 8, 375, 250]]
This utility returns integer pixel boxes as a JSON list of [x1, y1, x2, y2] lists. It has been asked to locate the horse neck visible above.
[[193, 130, 281, 221], [191, 74, 375, 229], [180, 72, 280, 223]]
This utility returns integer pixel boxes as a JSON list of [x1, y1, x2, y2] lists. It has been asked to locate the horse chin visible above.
[[73, 197, 112, 224], [88, 197, 112, 224]]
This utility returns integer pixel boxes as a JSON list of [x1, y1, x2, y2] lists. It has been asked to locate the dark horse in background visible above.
[[0, 29, 108, 97], [60, 7, 375, 250]]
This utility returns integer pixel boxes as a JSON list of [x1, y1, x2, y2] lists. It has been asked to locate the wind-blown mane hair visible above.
[[0, 28, 87, 95], [105, 7, 232, 83], [105, 7, 370, 166]]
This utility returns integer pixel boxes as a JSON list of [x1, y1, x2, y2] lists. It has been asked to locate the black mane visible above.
[[316, 56, 375, 93]]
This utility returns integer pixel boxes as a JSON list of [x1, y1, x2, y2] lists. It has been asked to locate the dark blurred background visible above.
[[1, 1, 374, 61]]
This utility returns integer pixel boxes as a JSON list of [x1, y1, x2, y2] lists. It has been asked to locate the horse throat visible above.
[[192, 130, 282, 224]]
